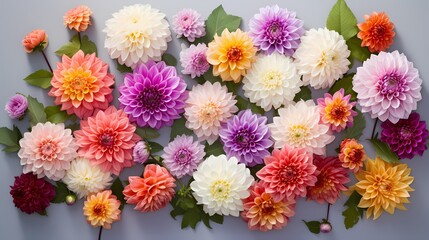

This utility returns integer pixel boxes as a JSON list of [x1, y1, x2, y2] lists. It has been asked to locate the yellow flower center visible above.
[[126, 31, 145, 44], [198, 102, 221, 124], [227, 47, 242, 62], [287, 124, 309, 146], [210, 180, 231, 201], [92, 203, 107, 219], [62, 68, 97, 102], [262, 71, 283, 89]]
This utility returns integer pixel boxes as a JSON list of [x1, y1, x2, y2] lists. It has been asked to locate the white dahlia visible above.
[[184, 82, 238, 144], [243, 53, 302, 111], [62, 158, 113, 199], [104, 4, 171, 68], [269, 100, 334, 155], [190, 155, 254, 216], [293, 28, 350, 89]]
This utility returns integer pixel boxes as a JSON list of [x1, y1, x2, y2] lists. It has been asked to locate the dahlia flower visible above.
[[62, 158, 113, 199], [381, 112, 428, 159], [257, 145, 317, 201], [190, 155, 254, 216], [353, 51, 422, 123], [161, 135, 205, 178], [22, 29, 48, 53], [83, 190, 121, 229], [180, 43, 210, 78], [123, 164, 176, 212], [358, 12, 395, 52], [119, 61, 188, 129], [355, 157, 414, 220], [269, 100, 334, 155], [74, 106, 141, 176], [18, 122, 78, 181], [293, 28, 350, 89], [5, 94, 28, 119], [10, 173, 55, 214], [307, 155, 350, 204], [133, 141, 150, 164], [242, 53, 302, 111], [49, 50, 114, 119], [184, 82, 238, 144], [104, 4, 171, 68], [339, 138, 366, 172], [317, 89, 357, 132], [63, 5, 92, 32], [172, 9, 206, 42], [249, 5, 304, 55], [219, 110, 273, 167], [241, 182, 296, 231], [207, 29, 257, 82]]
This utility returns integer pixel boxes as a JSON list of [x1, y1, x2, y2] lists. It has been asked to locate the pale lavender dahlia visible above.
[[172, 9, 206, 42], [119, 61, 188, 129], [249, 5, 304, 56], [381, 112, 428, 159], [353, 51, 422, 123], [219, 110, 273, 167], [180, 43, 210, 78], [5, 94, 28, 119], [133, 141, 150, 164], [161, 135, 205, 178]]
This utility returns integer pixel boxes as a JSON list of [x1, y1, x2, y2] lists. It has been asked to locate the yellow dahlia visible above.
[[83, 190, 121, 229], [355, 157, 414, 220], [207, 29, 257, 83]]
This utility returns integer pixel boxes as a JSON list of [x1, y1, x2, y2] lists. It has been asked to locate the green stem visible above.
[[97, 227, 103, 240], [371, 118, 379, 139], [41, 50, 53, 72], [326, 203, 331, 221], [78, 32, 82, 45]]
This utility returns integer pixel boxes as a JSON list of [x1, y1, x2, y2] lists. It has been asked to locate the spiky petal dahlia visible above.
[[184, 82, 238, 144], [339, 138, 366, 172], [317, 89, 357, 132], [241, 182, 296, 231], [293, 28, 350, 89], [190, 155, 254, 216], [358, 12, 395, 53], [74, 106, 141, 175], [257, 145, 318, 201], [83, 190, 121, 229], [123, 164, 176, 212], [18, 122, 78, 181], [49, 50, 114, 119], [104, 4, 171, 68], [118, 61, 188, 129], [307, 155, 350, 204], [355, 157, 414, 220], [269, 100, 334, 155], [381, 112, 428, 159], [207, 29, 257, 83], [353, 51, 422, 123], [243, 53, 302, 111]]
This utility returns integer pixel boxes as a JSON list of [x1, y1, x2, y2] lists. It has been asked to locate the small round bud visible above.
[[65, 194, 76, 205], [133, 141, 150, 164], [320, 222, 332, 233]]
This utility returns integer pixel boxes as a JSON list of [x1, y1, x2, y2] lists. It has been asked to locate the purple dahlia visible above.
[[5, 94, 28, 119], [381, 112, 428, 159], [219, 110, 273, 167], [119, 61, 188, 129], [249, 5, 304, 56]]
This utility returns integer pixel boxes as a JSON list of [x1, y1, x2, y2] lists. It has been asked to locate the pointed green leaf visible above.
[[80, 35, 97, 55], [111, 177, 126, 210], [326, 0, 359, 41], [209, 214, 223, 224], [347, 36, 371, 62], [23, 69, 52, 89], [44, 106, 69, 123], [293, 86, 312, 102], [135, 127, 160, 140], [203, 66, 222, 83], [344, 109, 366, 140], [117, 61, 133, 73], [201, 214, 212, 229], [0, 126, 22, 152], [303, 220, 321, 234], [343, 206, 360, 229], [369, 138, 400, 163], [162, 53, 177, 66], [170, 207, 185, 220], [236, 96, 265, 115], [205, 140, 225, 157], [55, 34, 80, 58], [328, 73, 357, 101], [148, 141, 163, 153], [51, 181, 69, 203], [204, 5, 241, 42], [27, 96, 47, 126], [170, 117, 193, 141]]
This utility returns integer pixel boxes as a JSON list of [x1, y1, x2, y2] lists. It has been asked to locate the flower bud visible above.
[[133, 141, 150, 164], [65, 194, 76, 205], [5, 94, 28, 119], [22, 29, 48, 53], [320, 222, 332, 233]]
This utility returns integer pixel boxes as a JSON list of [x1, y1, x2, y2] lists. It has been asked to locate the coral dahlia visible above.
[[339, 138, 366, 172]]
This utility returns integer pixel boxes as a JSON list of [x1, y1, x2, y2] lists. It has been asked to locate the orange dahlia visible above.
[[357, 12, 395, 53], [207, 29, 257, 83], [74, 106, 140, 175], [49, 50, 114, 119], [83, 190, 121, 229], [241, 182, 295, 231], [123, 164, 176, 212], [339, 138, 366, 172], [64, 5, 92, 32]]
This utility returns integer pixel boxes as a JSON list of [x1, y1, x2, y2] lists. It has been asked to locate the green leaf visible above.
[[27, 96, 47, 126], [181, 209, 201, 229], [162, 53, 177, 66], [328, 73, 357, 101], [110, 178, 126, 210], [0, 126, 22, 153], [170, 117, 193, 141], [236, 96, 265, 115], [202, 66, 222, 83], [170, 207, 185, 220], [37, 209, 48, 216], [204, 5, 241, 42], [135, 127, 160, 140], [344, 109, 366, 140], [222, 81, 239, 95], [249, 164, 264, 180], [51, 181, 69, 203], [55, 34, 80, 58], [80, 35, 97, 55], [44, 106, 69, 123], [343, 191, 364, 229], [205, 140, 225, 157], [201, 214, 212, 229], [303, 220, 321, 234], [209, 214, 224, 224], [369, 139, 400, 163], [117, 61, 133, 73], [148, 141, 163, 153], [23, 69, 52, 89], [178, 197, 196, 210], [347, 36, 371, 62], [293, 86, 312, 102], [326, 0, 359, 41], [344, 191, 362, 207], [65, 123, 80, 131]]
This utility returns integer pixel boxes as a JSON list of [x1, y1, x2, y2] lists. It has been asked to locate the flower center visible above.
[[374, 176, 394, 196], [262, 70, 283, 89], [287, 124, 310, 146], [259, 193, 276, 215], [399, 126, 413, 139], [328, 104, 347, 122], [233, 128, 255, 151], [62, 68, 97, 102], [267, 21, 283, 39], [38, 139, 59, 161], [99, 129, 117, 151], [139, 87, 163, 113], [127, 31, 145, 44], [174, 148, 192, 165], [227, 47, 242, 62], [378, 73, 405, 98], [191, 53, 209, 69], [92, 203, 107, 218], [372, 25, 386, 38], [210, 180, 231, 201], [280, 166, 298, 183], [198, 102, 221, 123], [348, 149, 364, 163]]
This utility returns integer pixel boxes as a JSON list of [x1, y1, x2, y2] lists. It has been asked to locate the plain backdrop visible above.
[[0, 0, 428, 240]]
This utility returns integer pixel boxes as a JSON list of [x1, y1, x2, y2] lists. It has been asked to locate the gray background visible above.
[[1, 0, 428, 240]]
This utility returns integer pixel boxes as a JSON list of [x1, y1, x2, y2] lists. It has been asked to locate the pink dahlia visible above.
[[353, 51, 422, 123], [49, 50, 114, 119], [18, 122, 78, 181], [74, 106, 141, 175], [307, 155, 350, 204], [172, 8, 206, 42], [257, 145, 318, 201], [180, 43, 210, 78]]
